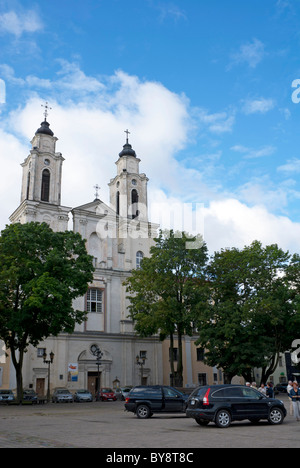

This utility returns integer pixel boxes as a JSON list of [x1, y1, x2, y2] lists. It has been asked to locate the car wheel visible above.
[[136, 404, 151, 419], [215, 409, 231, 428], [195, 418, 210, 426], [268, 407, 284, 425]]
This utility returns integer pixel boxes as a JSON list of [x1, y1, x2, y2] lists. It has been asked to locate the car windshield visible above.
[[0, 390, 12, 394], [57, 389, 70, 394], [102, 388, 113, 393], [77, 390, 89, 394]]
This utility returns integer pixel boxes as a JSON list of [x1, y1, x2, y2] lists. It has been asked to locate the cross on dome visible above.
[[41, 102, 52, 121]]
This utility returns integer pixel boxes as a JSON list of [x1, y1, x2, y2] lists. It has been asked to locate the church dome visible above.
[[35, 120, 54, 137], [118, 142, 136, 158]]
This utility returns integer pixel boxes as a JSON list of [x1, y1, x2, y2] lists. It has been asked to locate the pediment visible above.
[[72, 199, 116, 217]]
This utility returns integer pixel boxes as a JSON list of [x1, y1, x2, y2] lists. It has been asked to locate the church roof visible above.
[[35, 120, 54, 137], [118, 141, 136, 158]]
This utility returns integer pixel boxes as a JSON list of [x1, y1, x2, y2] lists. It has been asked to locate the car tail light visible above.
[[125, 397, 130, 403], [203, 388, 211, 406]]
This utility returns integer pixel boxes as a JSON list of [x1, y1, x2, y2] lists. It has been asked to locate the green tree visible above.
[[196, 241, 300, 384], [125, 230, 208, 386], [0, 222, 94, 402]]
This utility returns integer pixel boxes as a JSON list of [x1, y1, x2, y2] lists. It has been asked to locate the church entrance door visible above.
[[88, 372, 101, 397]]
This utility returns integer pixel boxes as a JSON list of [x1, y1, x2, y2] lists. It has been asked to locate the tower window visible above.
[[41, 169, 50, 202], [116, 191, 120, 216], [26, 172, 30, 200], [131, 189, 139, 219]]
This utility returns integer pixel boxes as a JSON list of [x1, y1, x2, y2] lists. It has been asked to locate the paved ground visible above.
[[0, 394, 299, 449]]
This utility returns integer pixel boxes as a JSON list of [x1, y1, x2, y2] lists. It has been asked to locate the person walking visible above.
[[266, 382, 274, 398], [258, 383, 266, 395], [289, 381, 300, 421]]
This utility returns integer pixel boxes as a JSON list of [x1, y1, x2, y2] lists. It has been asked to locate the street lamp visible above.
[[136, 354, 146, 385], [90, 344, 103, 396], [43, 350, 54, 402]]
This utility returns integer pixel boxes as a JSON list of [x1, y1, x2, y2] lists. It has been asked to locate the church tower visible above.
[[9, 104, 71, 231], [108, 130, 149, 223]]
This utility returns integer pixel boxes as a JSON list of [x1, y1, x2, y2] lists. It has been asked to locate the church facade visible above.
[[8, 116, 163, 396]]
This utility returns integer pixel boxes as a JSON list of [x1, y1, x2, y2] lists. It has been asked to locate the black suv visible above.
[[186, 384, 287, 428], [125, 385, 188, 418]]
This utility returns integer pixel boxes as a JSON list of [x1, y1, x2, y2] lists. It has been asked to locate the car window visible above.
[[242, 387, 262, 399], [131, 387, 162, 397], [223, 387, 243, 398], [211, 388, 241, 398], [211, 389, 226, 398], [190, 387, 209, 398], [164, 387, 179, 397]]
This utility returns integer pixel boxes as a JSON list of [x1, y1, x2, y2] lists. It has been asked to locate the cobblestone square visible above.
[[0, 395, 299, 449]]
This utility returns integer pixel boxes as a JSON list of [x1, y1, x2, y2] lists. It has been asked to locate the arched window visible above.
[[41, 169, 50, 202], [131, 189, 139, 219], [116, 191, 120, 216], [136, 251, 144, 269]]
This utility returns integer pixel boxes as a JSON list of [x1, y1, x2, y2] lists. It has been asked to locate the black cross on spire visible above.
[[124, 129, 130, 143], [94, 184, 100, 200], [41, 102, 52, 121]]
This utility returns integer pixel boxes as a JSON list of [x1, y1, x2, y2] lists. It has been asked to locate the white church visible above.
[[8, 112, 163, 396]]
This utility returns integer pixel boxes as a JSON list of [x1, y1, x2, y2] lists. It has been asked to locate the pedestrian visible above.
[[258, 383, 266, 395], [289, 381, 300, 421], [266, 382, 274, 398], [287, 381, 293, 416], [245, 382, 251, 387], [251, 382, 257, 389]]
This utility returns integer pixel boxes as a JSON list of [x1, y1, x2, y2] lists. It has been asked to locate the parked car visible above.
[[0, 389, 15, 404], [186, 384, 287, 428], [96, 388, 117, 401], [23, 389, 38, 404], [125, 385, 188, 418], [73, 389, 93, 402], [52, 388, 74, 403], [115, 387, 133, 400]]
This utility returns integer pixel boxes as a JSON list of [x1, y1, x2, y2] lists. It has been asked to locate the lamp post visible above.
[[43, 350, 54, 403], [90, 344, 103, 396], [136, 354, 146, 385]]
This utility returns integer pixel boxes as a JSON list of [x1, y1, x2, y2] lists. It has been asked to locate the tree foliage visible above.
[[0, 222, 94, 401], [195, 241, 300, 384], [125, 230, 208, 386]]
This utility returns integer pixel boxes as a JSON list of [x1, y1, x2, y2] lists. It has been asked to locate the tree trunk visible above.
[[176, 332, 183, 387], [10, 344, 24, 404], [169, 333, 175, 386]]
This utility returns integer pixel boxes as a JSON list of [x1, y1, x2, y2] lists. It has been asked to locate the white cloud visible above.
[[202, 199, 300, 254], [0, 10, 43, 37], [229, 38, 265, 69], [231, 144, 276, 159], [197, 108, 235, 134], [278, 158, 300, 174], [1, 65, 300, 257]]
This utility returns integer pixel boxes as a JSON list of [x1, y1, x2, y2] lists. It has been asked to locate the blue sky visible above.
[[1, 0, 300, 253]]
